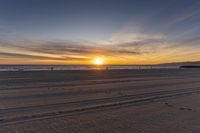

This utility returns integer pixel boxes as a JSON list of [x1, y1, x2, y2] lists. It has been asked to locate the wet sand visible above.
[[0, 69, 200, 133]]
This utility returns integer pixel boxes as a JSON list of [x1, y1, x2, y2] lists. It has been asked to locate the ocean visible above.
[[0, 65, 179, 71]]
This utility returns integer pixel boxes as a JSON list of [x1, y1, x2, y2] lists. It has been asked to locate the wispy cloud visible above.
[[0, 31, 199, 64], [0, 52, 87, 61], [0, 38, 143, 59]]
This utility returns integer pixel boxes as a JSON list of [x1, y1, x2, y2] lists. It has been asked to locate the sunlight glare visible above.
[[93, 57, 104, 65]]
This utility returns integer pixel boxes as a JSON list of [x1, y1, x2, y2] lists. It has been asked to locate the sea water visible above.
[[0, 65, 178, 71]]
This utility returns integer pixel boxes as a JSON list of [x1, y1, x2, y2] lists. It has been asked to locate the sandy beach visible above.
[[0, 69, 200, 133]]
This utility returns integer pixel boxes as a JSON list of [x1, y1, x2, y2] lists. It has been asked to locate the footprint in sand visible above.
[[164, 102, 173, 107], [164, 102, 193, 111], [179, 107, 193, 111]]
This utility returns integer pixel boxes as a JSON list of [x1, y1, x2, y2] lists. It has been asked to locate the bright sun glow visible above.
[[92, 57, 104, 65]]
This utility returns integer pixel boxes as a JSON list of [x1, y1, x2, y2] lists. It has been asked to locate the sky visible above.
[[0, 0, 200, 64]]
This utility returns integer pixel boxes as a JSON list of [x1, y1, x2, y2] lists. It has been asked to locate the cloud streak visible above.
[[0, 38, 143, 59], [0, 31, 199, 64], [0, 52, 87, 61]]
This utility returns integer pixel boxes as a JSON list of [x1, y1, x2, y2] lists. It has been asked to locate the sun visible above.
[[92, 57, 104, 65]]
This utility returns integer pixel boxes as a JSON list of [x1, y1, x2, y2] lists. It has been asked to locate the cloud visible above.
[[0, 38, 142, 59], [107, 32, 166, 54], [0, 32, 171, 63], [0, 52, 86, 61], [169, 3, 200, 26], [0, 31, 198, 64], [109, 32, 165, 43]]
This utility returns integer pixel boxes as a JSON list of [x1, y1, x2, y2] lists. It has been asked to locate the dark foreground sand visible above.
[[0, 69, 200, 133]]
